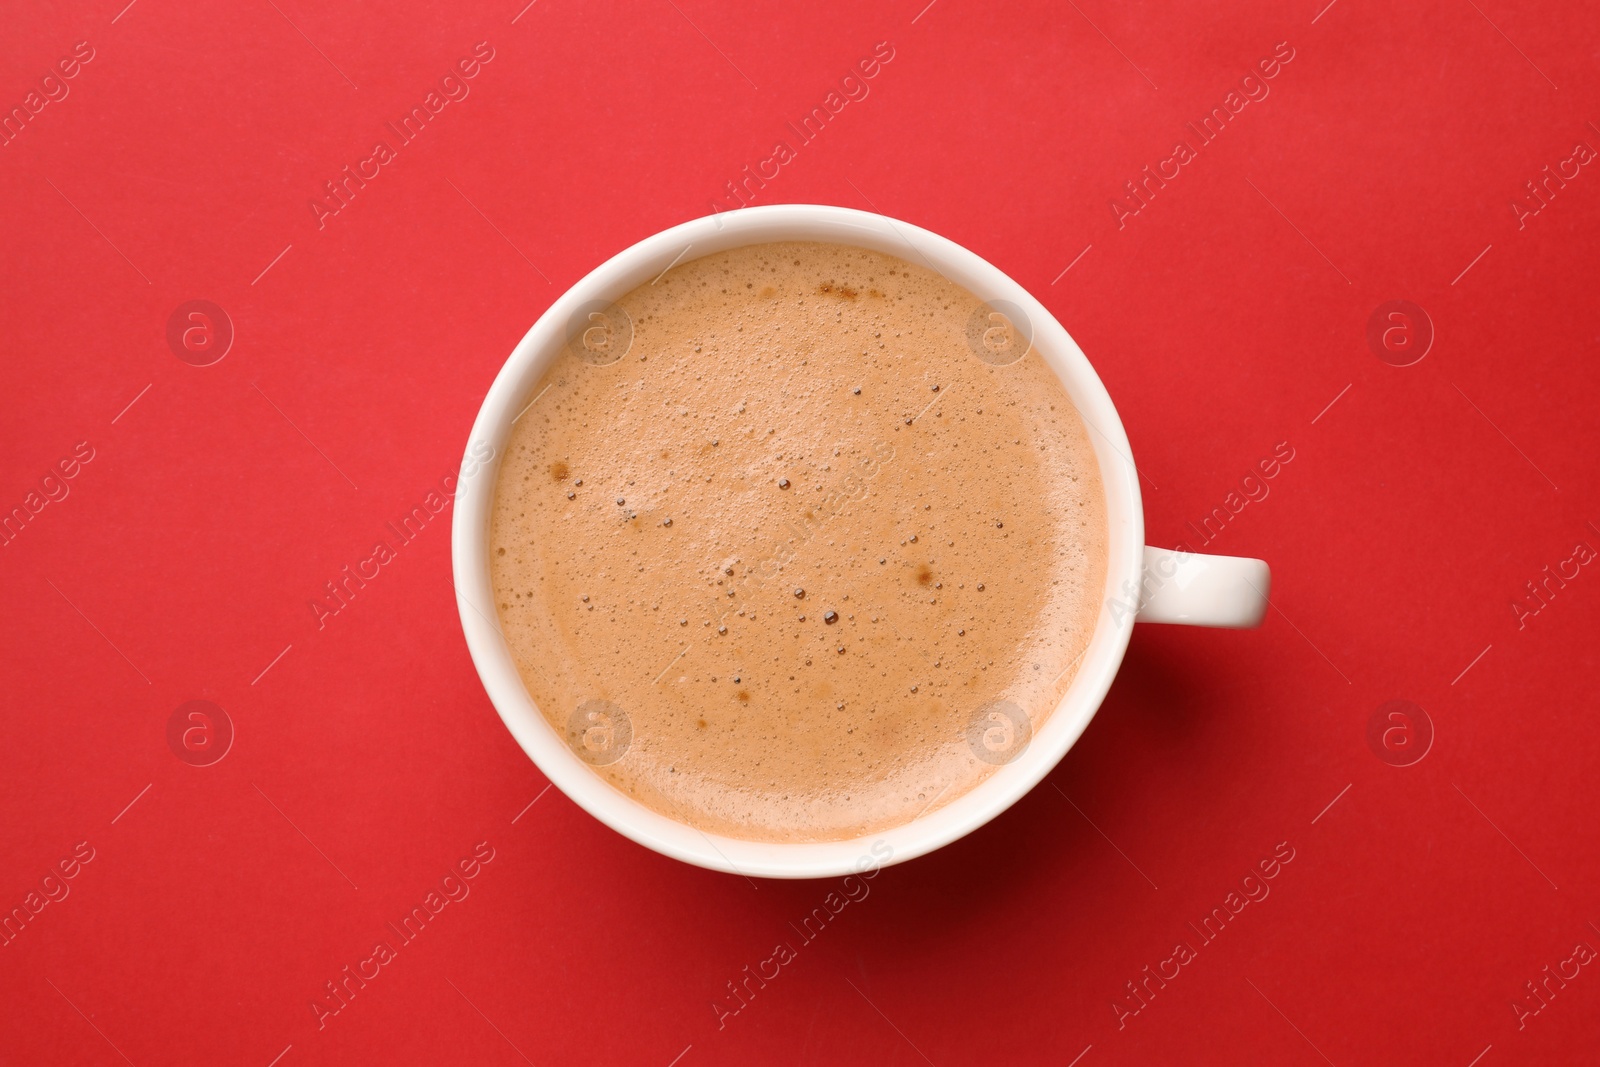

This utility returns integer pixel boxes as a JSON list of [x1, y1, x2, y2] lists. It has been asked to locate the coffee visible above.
[[490, 241, 1106, 842]]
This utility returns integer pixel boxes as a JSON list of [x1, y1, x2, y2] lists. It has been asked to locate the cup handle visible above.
[[1133, 546, 1271, 628]]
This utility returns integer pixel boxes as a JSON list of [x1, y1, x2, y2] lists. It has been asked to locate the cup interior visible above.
[[451, 204, 1144, 878]]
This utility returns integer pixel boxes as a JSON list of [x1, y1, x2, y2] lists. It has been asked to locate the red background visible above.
[[3, 0, 1598, 1063]]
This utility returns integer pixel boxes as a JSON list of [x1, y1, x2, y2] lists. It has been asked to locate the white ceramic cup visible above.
[[452, 204, 1269, 879]]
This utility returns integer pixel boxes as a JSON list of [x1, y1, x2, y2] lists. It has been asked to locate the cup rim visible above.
[[451, 204, 1144, 879]]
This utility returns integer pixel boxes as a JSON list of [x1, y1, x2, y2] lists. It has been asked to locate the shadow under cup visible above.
[[452, 204, 1144, 879]]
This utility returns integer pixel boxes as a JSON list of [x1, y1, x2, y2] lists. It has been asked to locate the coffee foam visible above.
[[490, 241, 1106, 842]]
